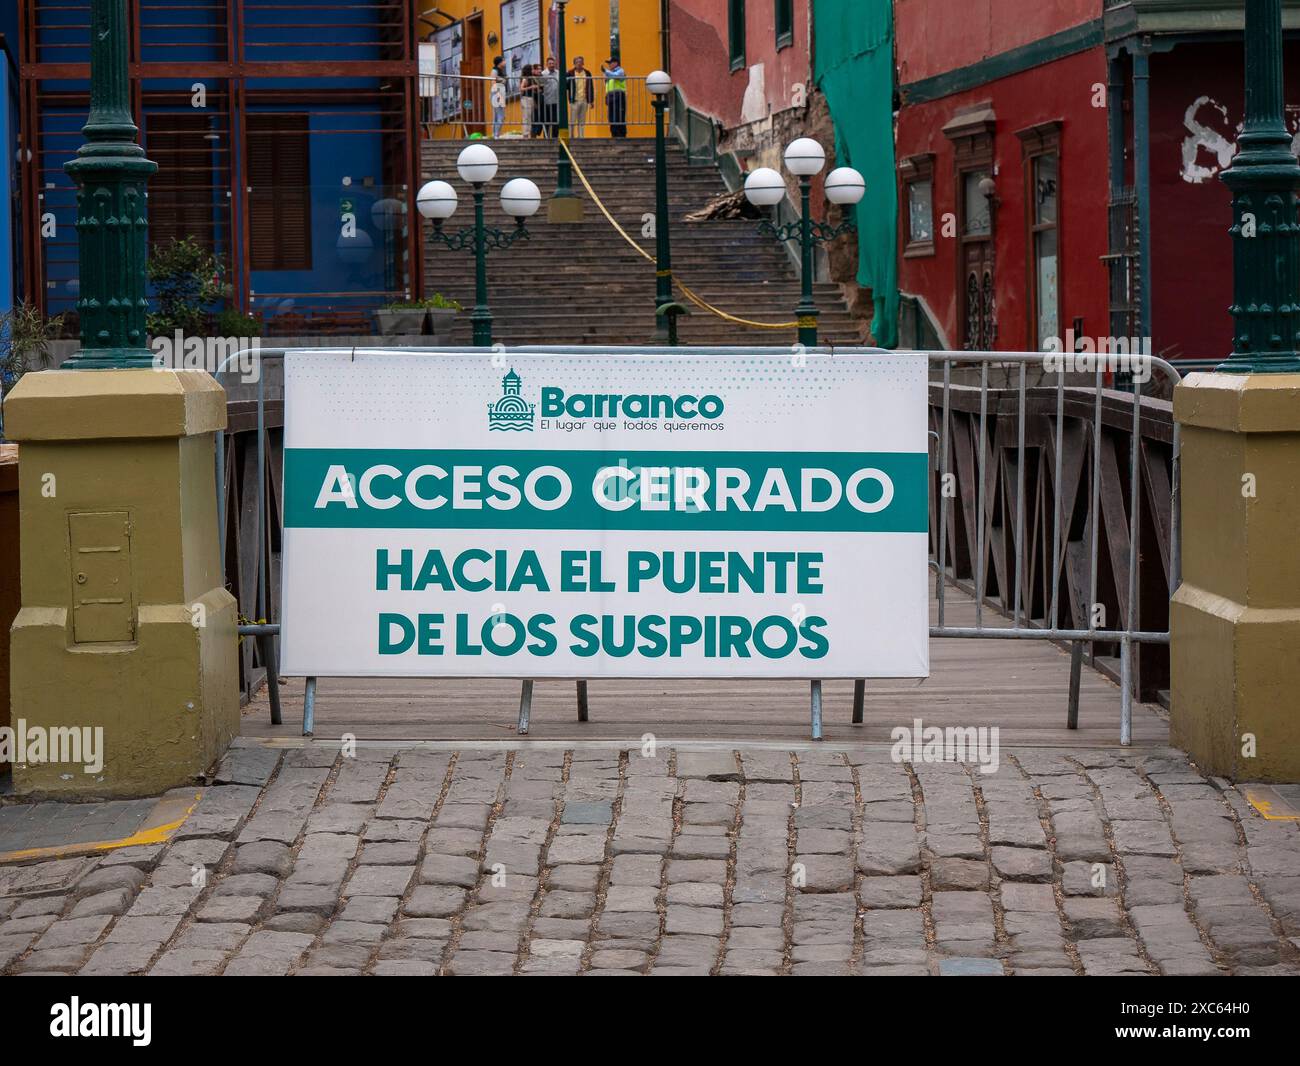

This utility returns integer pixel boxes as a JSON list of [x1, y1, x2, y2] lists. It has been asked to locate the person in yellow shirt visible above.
[[568, 55, 595, 137]]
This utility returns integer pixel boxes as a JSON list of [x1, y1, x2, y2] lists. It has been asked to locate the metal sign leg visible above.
[[518, 680, 534, 735], [259, 633, 282, 726], [810, 679, 823, 741], [1119, 636, 1133, 747], [1067, 642, 1083, 730], [852, 679, 865, 725], [576, 679, 589, 722], [303, 676, 317, 737]]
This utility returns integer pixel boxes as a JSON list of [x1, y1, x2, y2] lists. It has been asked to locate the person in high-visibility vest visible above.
[[601, 56, 627, 138]]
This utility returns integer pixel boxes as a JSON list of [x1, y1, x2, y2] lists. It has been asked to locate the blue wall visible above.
[[35, 83, 89, 319], [246, 94, 401, 319], [28, 0, 409, 323], [243, 0, 387, 63], [1, 2, 19, 315], [31, 0, 391, 65]]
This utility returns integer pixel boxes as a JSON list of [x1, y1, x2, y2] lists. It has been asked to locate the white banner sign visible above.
[[280, 349, 930, 679], [501, 0, 542, 82]]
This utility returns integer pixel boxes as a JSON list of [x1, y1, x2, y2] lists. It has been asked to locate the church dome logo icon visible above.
[[487, 368, 536, 431]]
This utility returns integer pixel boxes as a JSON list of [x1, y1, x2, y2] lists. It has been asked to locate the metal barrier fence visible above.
[[927, 351, 1180, 748], [420, 73, 659, 138], [218, 347, 1180, 743]]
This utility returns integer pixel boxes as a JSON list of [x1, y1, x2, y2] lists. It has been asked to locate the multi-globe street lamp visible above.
[[744, 138, 865, 347], [417, 144, 541, 347], [646, 69, 675, 339]]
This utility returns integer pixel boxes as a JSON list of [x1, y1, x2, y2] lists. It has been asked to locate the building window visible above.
[[246, 113, 312, 271], [909, 182, 934, 239], [942, 107, 996, 350], [1031, 154, 1059, 349], [962, 170, 993, 237], [147, 113, 218, 252], [1018, 121, 1063, 350], [729, 0, 746, 71], [775, 0, 794, 49], [908, 181, 934, 242], [899, 154, 935, 256]]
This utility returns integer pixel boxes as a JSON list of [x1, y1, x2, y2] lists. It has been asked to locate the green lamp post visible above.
[[1218, 0, 1300, 373], [62, 0, 158, 370], [548, 0, 584, 222], [743, 138, 865, 347], [418, 145, 540, 347], [647, 70, 674, 339]]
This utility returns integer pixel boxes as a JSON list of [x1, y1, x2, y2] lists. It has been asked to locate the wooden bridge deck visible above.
[[242, 588, 1169, 748]]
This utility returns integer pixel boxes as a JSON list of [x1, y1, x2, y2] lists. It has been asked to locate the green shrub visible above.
[[147, 238, 227, 336], [214, 309, 262, 338], [0, 303, 66, 385]]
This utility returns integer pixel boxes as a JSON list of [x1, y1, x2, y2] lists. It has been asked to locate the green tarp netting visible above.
[[814, 0, 898, 347]]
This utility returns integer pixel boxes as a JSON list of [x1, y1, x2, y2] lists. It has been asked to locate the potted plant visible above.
[[374, 294, 463, 337], [374, 300, 428, 336], [424, 293, 462, 342]]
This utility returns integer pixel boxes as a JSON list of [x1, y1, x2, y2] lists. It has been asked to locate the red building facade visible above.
[[667, 0, 811, 131], [894, 0, 1109, 352], [1110, 28, 1300, 363], [898, 1, 1300, 361], [664, 2, 1300, 358]]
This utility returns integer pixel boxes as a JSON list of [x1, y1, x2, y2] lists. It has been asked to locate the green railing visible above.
[[669, 89, 718, 167]]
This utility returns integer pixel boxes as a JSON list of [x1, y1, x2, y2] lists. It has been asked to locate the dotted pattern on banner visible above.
[[284, 349, 922, 450]]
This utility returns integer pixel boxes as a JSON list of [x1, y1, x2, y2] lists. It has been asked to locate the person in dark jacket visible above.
[[568, 55, 595, 137]]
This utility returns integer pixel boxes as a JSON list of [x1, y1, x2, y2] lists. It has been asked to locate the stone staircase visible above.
[[419, 137, 863, 347]]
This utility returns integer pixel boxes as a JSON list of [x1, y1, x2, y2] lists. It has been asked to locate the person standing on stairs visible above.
[[568, 56, 594, 137], [519, 65, 537, 137], [602, 56, 627, 138], [491, 55, 508, 139], [540, 56, 561, 139]]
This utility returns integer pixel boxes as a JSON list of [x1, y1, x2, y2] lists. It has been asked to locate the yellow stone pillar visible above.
[[1171, 372, 1300, 781], [3, 369, 239, 797]]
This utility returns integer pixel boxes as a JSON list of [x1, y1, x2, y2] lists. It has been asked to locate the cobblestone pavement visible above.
[[1, 743, 1298, 975]]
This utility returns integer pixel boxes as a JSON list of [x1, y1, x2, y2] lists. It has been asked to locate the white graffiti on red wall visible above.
[[1181, 95, 1300, 183]]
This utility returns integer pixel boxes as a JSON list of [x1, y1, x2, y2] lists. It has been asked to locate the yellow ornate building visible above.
[[419, 1, 664, 139]]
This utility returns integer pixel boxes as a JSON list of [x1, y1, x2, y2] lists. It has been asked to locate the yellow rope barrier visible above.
[[559, 140, 800, 331]]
